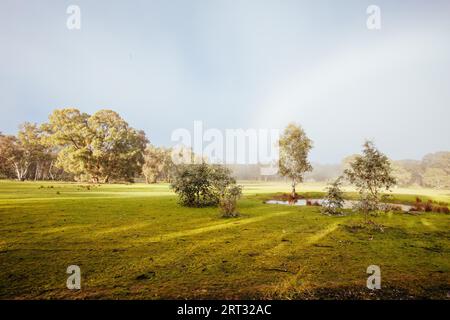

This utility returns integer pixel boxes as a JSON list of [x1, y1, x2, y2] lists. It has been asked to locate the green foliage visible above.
[[278, 123, 313, 196], [170, 163, 236, 207], [219, 184, 242, 217], [142, 145, 174, 183], [321, 177, 345, 215], [0, 123, 52, 181], [44, 108, 148, 183], [344, 141, 396, 219], [0, 134, 24, 179]]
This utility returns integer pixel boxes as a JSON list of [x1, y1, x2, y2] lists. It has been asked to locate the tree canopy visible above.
[[278, 123, 313, 196], [170, 163, 237, 207], [142, 145, 174, 183], [344, 141, 396, 218], [44, 108, 147, 183]]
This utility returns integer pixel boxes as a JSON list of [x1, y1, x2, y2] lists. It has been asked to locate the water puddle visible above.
[[264, 199, 413, 212]]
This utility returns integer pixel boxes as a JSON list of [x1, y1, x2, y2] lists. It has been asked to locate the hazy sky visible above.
[[1, 0, 449, 163]]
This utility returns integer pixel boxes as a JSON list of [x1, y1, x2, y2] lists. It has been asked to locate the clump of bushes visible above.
[[170, 162, 242, 210], [432, 206, 450, 213], [409, 197, 449, 213], [424, 201, 433, 212], [273, 193, 303, 202], [219, 185, 242, 218]]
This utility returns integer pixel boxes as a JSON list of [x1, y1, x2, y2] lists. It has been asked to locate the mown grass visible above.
[[0, 180, 449, 299]]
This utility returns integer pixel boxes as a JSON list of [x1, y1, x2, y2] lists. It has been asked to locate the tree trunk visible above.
[[48, 161, 55, 180], [13, 162, 28, 181], [291, 179, 296, 198], [34, 163, 40, 181]]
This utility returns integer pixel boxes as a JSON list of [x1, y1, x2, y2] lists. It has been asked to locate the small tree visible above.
[[278, 123, 313, 198], [219, 185, 242, 218], [344, 141, 396, 220], [321, 177, 345, 215]]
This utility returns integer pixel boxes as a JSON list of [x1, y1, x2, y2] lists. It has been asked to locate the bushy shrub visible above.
[[219, 185, 242, 218], [170, 163, 236, 207], [439, 206, 449, 214], [321, 177, 345, 215], [424, 201, 433, 212], [413, 200, 433, 212], [410, 198, 449, 213]]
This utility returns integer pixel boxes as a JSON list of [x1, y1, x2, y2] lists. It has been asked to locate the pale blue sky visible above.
[[1, 0, 449, 163]]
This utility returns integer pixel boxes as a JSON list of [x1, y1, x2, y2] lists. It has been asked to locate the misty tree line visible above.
[[0, 108, 449, 189], [342, 152, 450, 189], [228, 152, 450, 189], [391, 153, 450, 189]]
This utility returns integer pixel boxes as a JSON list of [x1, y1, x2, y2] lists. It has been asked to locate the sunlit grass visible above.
[[0, 180, 448, 299]]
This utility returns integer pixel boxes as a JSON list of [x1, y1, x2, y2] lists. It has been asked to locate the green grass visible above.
[[0, 180, 449, 299]]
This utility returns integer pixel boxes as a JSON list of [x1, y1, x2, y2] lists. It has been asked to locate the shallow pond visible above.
[[264, 199, 413, 212]]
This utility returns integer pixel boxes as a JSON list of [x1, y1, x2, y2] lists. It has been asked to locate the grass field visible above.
[[0, 180, 449, 299]]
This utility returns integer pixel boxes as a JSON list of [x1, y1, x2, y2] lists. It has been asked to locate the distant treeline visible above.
[[226, 152, 450, 189], [0, 108, 449, 189]]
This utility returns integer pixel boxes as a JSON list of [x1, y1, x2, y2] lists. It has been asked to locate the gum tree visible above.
[[321, 177, 345, 215], [0, 124, 49, 181], [278, 123, 313, 198], [143, 145, 174, 183], [44, 108, 147, 183], [344, 141, 396, 220]]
